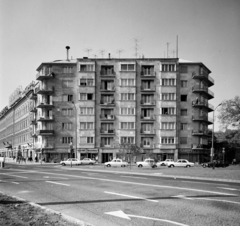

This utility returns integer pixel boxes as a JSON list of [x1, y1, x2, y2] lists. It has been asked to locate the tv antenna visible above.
[[84, 48, 92, 57], [116, 49, 124, 58], [133, 38, 140, 58], [99, 49, 106, 58], [166, 42, 170, 58]]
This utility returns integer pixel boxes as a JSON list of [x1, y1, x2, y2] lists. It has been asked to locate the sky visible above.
[[0, 0, 240, 131]]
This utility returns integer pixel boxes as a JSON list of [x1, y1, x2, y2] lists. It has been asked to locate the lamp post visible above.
[[222, 147, 225, 164], [72, 101, 78, 160], [211, 103, 222, 163]]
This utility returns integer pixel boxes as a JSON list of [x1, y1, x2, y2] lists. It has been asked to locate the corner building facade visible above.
[[0, 57, 214, 163]]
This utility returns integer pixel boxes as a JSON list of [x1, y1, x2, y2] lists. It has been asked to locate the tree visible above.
[[218, 96, 240, 129]]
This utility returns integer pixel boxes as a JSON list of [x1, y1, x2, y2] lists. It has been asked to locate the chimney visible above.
[[66, 46, 70, 61], [108, 53, 111, 59]]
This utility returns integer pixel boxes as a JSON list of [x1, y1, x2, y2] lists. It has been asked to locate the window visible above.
[[79, 79, 94, 86], [181, 95, 187, 101], [121, 79, 135, 86], [120, 107, 135, 115], [80, 107, 94, 115], [101, 66, 114, 75], [161, 108, 175, 115], [162, 79, 175, 86], [180, 109, 188, 116], [121, 122, 135, 129], [180, 137, 187, 144], [161, 122, 175, 130], [62, 80, 73, 88], [162, 93, 176, 101], [87, 137, 94, 144], [120, 64, 135, 71], [80, 122, 94, 129], [62, 137, 73, 144], [180, 66, 188, 73], [180, 123, 188, 130], [121, 93, 135, 101], [62, 108, 73, 116], [62, 123, 73, 130], [121, 137, 135, 144], [181, 80, 188, 88], [162, 64, 176, 72], [161, 137, 175, 144], [79, 64, 94, 72], [63, 67, 72, 73], [79, 93, 93, 100], [63, 95, 73, 102]]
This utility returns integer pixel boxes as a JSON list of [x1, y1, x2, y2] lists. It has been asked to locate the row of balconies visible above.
[[99, 86, 156, 92], [192, 71, 214, 87], [192, 85, 214, 99]]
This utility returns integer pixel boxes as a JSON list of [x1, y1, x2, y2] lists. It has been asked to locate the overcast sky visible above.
[[0, 0, 240, 131]]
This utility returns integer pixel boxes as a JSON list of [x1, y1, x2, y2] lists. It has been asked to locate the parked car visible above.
[[60, 158, 82, 166], [202, 161, 229, 168], [104, 159, 128, 167], [81, 158, 96, 165], [156, 159, 174, 166], [166, 159, 194, 168], [136, 158, 157, 168]]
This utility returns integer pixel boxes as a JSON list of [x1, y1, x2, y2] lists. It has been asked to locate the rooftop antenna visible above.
[[172, 50, 176, 58], [93, 54, 98, 59], [66, 46, 70, 61], [176, 35, 178, 58], [84, 48, 92, 58], [133, 38, 140, 58], [116, 49, 123, 59], [166, 42, 170, 58], [99, 49, 105, 58]]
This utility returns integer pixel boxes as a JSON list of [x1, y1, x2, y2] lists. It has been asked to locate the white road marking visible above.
[[182, 181, 229, 186], [105, 210, 189, 226], [82, 172, 99, 175], [11, 169, 237, 196], [18, 191, 32, 194], [194, 197, 240, 205], [43, 176, 68, 179], [105, 191, 158, 203], [46, 181, 70, 186], [217, 187, 238, 191], [7, 174, 28, 179], [12, 182, 19, 184], [120, 176, 148, 179], [172, 195, 194, 200]]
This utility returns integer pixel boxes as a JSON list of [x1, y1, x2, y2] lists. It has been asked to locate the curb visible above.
[[0, 191, 94, 226]]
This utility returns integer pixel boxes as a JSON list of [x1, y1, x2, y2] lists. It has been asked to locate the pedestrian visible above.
[[232, 158, 236, 165]]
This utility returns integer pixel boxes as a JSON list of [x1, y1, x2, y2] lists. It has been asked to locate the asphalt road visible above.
[[1, 164, 240, 226]]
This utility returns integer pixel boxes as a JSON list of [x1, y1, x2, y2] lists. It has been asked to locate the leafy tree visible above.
[[218, 96, 240, 129]]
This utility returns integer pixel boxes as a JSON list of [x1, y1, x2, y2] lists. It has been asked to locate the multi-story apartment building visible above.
[[0, 54, 214, 163]]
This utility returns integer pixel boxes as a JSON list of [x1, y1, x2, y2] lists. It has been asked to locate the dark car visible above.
[[202, 161, 229, 168]]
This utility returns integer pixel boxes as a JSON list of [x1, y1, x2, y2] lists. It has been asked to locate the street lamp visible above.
[[211, 103, 222, 163], [222, 147, 225, 164], [72, 101, 78, 160]]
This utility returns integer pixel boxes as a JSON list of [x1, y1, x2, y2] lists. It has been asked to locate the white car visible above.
[[156, 159, 174, 166], [81, 158, 96, 165], [60, 158, 81, 166], [166, 159, 194, 168], [136, 158, 156, 168], [104, 159, 128, 167]]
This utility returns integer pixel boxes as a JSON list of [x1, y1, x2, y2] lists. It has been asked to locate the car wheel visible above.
[[61, 163, 66, 166], [161, 163, 165, 166], [202, 164, 206, 168], [107, 164, 111, 167], [138, 164, 143, 168], [169, 164, 174, 168], [186, 165, 190, 168], [90, 163, 94, 165]]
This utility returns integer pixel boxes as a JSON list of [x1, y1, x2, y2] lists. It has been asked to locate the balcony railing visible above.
[[36, 72, 54, 81], [100, 100, 115, 105], [141, 115, 155, 120], [192, 130, 209, 136], [140, 143, 154, 148], [192, 144, 210, 149], [36, 129, 54, 136], [192, 86, 214, 99], [37, 116, 54, 121], [140, 129, 155, 135], [100, 70, 115, 77], [192, 71, 214, 87], [141, 86, 155, 92], [100, 114, 115, 120], [192, 115, 213, 123], [36, 102, 54, 108], [29, 106, 37, 112], [36, 86, 54, 95], [140, 71, 155, 77], [192, 101, 214, 112], [140, 100, 156, 106], [42, 143, 55, 149], [100, 143, 115, 148], [100, 86, 115, 92], [100, 129, 115, 134]]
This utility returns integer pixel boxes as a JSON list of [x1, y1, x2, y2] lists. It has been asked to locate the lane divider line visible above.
[[120, 176, 148, 179], [45, 181, 70, 186]]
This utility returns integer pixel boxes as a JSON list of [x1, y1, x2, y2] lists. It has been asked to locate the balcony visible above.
[[140, 71, 155, 78], [141, 115, 155, 121], [35, 86, 54, 95], [192, 71, 214, 87], [100, 100, 115, 106], [100, 70, 115, 77], [192, 144, 210, 149], [29, 106, 37, 112], [30, 132, 37, 137], [192, 115, 213, 124], [100, 114, 115, 120], [192, 86, 214, 99], [36, 102, 54, 109], [141, 86, 155, 92], [192, 101, 214, 112], [100, 129, 115, 134], [141, 100, 156, 106], [36, 130, 54, 136], [37, 116, 54, 122], [100, 86, 115, 92], [100, 143, 115, 148], [140, 129, 155, 135], [42, 143, 55, 149], [36, 72, 54, 81], [140, 143, 155, 149], [30, 117, 37, 125], [192, 130, 210, 136], [29, 94, 37, 100]]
